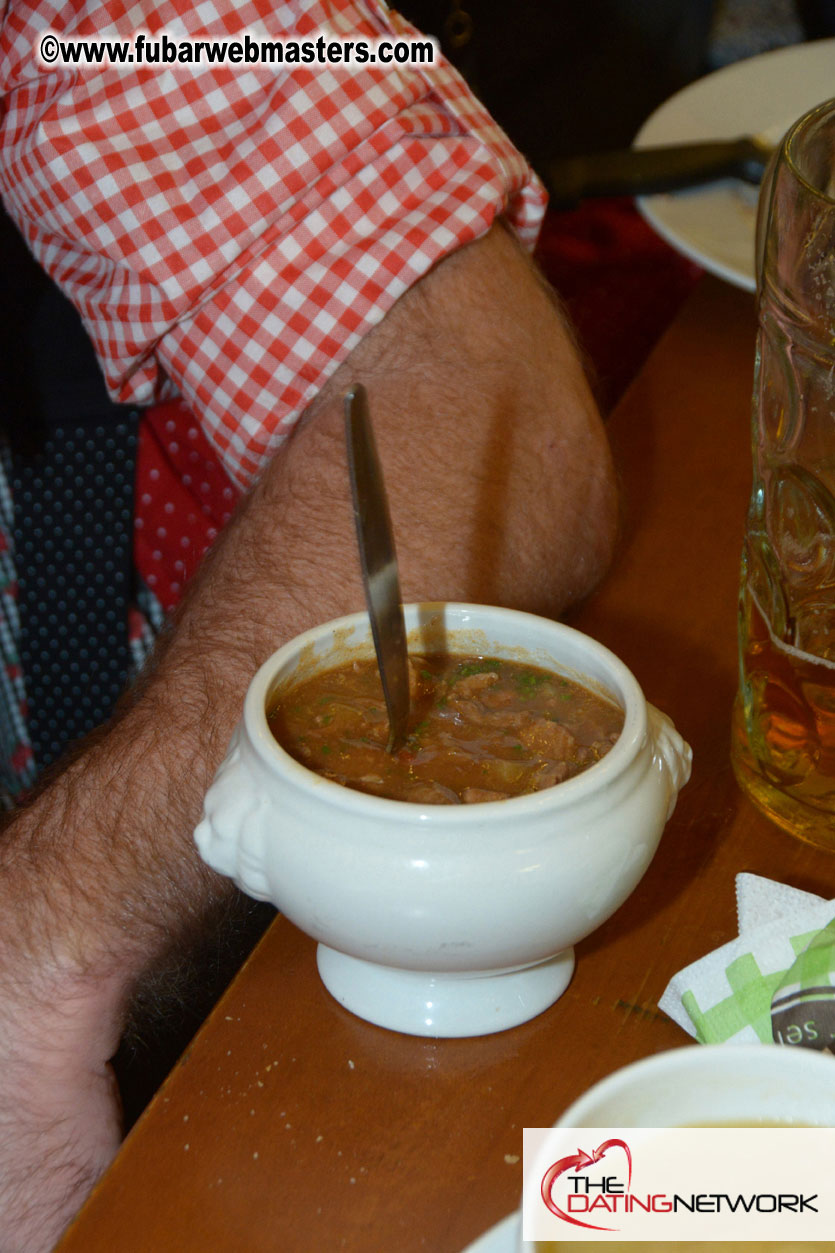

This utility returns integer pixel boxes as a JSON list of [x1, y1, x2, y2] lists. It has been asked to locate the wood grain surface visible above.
[[58, 276, 835, 1253]]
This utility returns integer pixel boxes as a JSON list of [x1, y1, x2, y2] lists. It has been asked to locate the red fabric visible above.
[[536, 198, 702, 414], [134, 399, 239, 612]]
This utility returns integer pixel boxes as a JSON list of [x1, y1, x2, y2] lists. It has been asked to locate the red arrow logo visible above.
[[541, 1139, 633, 1231]]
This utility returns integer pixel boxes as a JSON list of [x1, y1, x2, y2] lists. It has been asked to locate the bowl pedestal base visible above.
[[316, 945, 576, 1038]]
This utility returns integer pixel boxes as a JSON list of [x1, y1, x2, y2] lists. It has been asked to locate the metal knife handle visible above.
[[543, 137, 770, 208]]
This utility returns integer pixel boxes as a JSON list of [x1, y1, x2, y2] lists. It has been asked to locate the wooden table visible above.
[[58, 276, 835, 1252]]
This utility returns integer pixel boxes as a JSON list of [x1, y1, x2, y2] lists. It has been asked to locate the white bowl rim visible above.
[[556, 1042, 835, 1125], [242, 602, 649, 826]]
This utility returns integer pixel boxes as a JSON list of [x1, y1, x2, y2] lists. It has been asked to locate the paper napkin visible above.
[[659, 873, 835, 1048]]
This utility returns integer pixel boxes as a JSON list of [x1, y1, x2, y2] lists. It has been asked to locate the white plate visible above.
[[460, 1211, 522, 1253], [634, 39, 835, 290]]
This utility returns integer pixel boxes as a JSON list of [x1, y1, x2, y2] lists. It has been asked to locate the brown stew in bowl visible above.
[[268, 654, 624, 804]]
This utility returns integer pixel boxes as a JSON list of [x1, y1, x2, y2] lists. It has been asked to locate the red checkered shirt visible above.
[[0, 0, 545, 489], [0, 0, 544, 798]]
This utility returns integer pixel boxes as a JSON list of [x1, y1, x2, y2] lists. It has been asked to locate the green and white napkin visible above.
[[659, 874, 835, 1048]]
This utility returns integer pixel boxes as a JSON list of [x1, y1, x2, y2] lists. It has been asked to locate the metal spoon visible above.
[[344, 383, 410, 753]]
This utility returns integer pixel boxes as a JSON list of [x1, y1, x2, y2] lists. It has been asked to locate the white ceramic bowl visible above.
[[194, 603, 691, 1038]]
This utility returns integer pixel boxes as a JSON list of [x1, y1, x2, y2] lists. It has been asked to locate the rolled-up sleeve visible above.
[[0, 0, 546, 487]]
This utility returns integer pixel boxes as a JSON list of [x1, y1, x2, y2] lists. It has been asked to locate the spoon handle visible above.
[[344, 384, 410, 753]]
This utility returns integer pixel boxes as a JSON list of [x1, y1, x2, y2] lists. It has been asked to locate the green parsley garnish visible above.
[[516, 671, 546, 696], [452, 659, 502, 680]]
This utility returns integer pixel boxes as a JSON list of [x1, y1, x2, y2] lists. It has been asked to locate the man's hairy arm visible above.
[[0, 223, 616, 1249]]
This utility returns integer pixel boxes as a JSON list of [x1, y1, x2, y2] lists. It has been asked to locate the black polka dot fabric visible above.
[[11, 414, 140, 770]]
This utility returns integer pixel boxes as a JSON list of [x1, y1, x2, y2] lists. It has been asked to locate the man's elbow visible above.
[[508, 433, 620, 618]]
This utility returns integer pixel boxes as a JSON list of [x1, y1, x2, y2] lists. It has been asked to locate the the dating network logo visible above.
[[539, 1134, 819, 1233], [541, 1139, 633, 1231]]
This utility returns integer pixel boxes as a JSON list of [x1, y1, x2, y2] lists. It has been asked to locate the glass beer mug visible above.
[[732, 98, 835, 848]]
